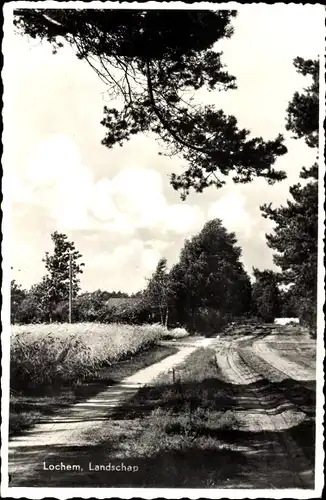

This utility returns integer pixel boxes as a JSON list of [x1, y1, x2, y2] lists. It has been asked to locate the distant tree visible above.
[[10, 280, 27, 324], [252, 269, 281, 323], [73, 289, 131, 322], [14, 9, 287, 199], [40, 232, 85, 322], [75, 290, 109, 322], [14, 294, 40, 324], [169, 219, 252, 329], [107, 290, 129, 299], [144, 258, 170, 326], [14, 281, 50, 324], [261, 57, 318, 330]]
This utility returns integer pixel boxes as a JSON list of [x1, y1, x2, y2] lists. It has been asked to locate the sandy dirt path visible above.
[[253, 338, 316, 382], [214, 335, 315, 488], [8, 335, 221, 485]]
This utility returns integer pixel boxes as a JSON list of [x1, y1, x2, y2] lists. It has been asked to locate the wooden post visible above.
[[69, 252, 72, 323]]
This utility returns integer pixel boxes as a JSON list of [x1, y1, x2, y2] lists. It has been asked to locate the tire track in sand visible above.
[[214, 338, 314, 488]]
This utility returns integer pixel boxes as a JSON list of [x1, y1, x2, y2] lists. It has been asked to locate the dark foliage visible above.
[[169, 219, 252, 330], [261, 57, 319, 329], [252, 269, 281, 323], [14, 9, 287, 199]]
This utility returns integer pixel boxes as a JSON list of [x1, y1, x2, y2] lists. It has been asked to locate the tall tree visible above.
[[14, 9, 287, 199], [41, 231, 85, 321], [251, 269, 281, 323], [169, 219, 252, 327], [144, 258, 170, 326], [261, 57, 319, 329]]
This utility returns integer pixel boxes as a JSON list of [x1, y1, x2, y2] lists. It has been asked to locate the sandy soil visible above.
[[214, 332, 315, 488], [253, 339, 316, 381]]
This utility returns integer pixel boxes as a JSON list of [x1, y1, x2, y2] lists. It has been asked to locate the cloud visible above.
[[16, 134, 93, 230], [14, 135, 205, 237], [208, 192, 252, 238], [90, 168, 204, 235], [85, 238, 171, 292], [164, 204, 205, 234], [10, 174, 34, 204], [10, 135, 206, 291], [107, 167, 167, 228]]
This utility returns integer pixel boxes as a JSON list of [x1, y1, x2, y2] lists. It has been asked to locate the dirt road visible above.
[[7, 327, 316, 488], [214, 332, 315, 488]]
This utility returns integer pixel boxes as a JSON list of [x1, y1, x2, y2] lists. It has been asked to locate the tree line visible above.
[[11, 221, 253, 330]]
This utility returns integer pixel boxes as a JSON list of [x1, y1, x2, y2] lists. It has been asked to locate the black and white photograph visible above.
[[1, 2, 325, 498]]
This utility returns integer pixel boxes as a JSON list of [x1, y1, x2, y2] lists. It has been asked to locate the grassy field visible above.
[[10, 322, 179, 435]]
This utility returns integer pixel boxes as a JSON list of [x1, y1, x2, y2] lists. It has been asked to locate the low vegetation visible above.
[[11, 322, 170, 392]]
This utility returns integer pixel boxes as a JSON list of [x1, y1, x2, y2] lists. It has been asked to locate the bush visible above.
[[161, 327, 189, 339], [192, 308, 227, 335], [96, 298, 153, 325]]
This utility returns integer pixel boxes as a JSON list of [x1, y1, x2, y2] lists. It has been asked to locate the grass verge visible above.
[[10, 344, 177, 437]]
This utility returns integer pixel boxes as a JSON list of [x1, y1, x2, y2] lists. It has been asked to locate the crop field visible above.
[[10, 322, 168, 391]]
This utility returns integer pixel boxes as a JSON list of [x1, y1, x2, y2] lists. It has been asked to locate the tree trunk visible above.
[[164, 307, 169, 328], [191, 307, 196, 331]]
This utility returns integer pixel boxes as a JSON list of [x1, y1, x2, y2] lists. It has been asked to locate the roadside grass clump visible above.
[[125, 405, 237, 458], [161, 326, 189, 340], [11, 332, 96, 391], [9, 409, 44, 435], [10, 322, 168, 392]]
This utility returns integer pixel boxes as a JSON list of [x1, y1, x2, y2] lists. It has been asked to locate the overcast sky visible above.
[[5, 4, 323, 294]]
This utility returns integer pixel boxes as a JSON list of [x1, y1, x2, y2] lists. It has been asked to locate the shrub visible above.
[[192, 308, 227, 335], [162, 327, 189, 339]]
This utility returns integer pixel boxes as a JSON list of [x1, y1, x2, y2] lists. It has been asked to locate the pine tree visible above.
[[261, 57, 319, 329], [14, 9, 287, 198]]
